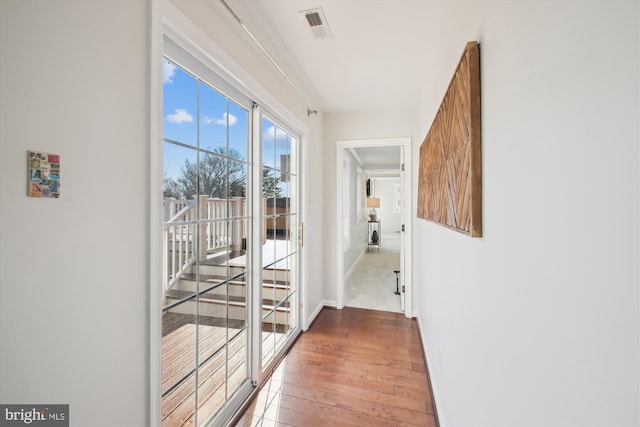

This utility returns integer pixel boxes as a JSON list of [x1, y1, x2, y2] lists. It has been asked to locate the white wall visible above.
[[0, 1, 149, 425], [0, 1, 325, 425], [341, 151, 371, 276], [413, 2, 640, 426]]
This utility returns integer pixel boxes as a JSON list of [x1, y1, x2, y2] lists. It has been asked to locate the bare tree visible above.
[[262, 169, 283, 198], [164, 147, 246, 199], [164, 147, 285, 199]]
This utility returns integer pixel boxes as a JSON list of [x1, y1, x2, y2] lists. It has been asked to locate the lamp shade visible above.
[[366, 197, 380, 208]]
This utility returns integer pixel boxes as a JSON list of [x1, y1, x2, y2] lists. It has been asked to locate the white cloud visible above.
[[201, 115, 214, 125], [163, 60, 177, 84], [167, 109, 193, 124], [263, 125, 289, 141], [214, 112, 238, 126]]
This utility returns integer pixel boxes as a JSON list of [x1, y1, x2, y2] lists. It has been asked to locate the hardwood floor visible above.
[[235, 307, 437, 427]]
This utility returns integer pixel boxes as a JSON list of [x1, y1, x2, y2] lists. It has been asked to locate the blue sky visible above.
[[163, 59, 294, 187]]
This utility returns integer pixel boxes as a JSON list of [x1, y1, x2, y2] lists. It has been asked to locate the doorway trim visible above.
[[335, 137, 412, 318]]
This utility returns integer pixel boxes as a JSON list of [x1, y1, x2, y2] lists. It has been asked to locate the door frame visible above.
[[335, 137, 412, 318]]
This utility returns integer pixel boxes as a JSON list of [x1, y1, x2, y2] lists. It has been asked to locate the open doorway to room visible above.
[[335, 138, 412, 317]]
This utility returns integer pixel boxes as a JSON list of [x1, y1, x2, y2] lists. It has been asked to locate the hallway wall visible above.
[[0, 2, 149, 425], [342, 150, 368, 278], [412, 2, 640, 426]]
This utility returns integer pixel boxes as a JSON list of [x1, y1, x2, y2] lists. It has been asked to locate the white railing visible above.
[[163, 197, 246, 290], [204, 197, 245, 252], [164, 199, 197, 290], [164, 198, 193, 222]]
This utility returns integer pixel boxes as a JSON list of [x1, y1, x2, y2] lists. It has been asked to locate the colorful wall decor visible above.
[[27, 151, 60, 198], [417, 41, 482, 237]]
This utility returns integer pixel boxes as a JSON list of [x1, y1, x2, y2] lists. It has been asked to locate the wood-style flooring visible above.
[[235, 307, 437, 427]]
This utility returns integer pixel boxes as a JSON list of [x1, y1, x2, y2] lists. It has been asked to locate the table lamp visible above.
[[366, 197, 380, 221]]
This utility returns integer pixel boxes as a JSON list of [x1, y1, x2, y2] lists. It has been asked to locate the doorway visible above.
[[335, 138, 412, 317]]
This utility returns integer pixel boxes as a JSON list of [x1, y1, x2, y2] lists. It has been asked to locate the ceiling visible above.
[[350, 145, 402, 176], [224, 0, 465, 113], [220, 1, 468, 172]]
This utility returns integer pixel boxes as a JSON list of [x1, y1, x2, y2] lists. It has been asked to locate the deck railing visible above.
[[163, 196, 246, 290]]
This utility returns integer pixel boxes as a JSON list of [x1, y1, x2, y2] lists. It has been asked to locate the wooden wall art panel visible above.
[[417, 41, 482, 237]]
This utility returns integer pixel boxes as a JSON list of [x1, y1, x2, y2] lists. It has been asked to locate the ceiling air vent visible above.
[[300, 8, 332, 39]]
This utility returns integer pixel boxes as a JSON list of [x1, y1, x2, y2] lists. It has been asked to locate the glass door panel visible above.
[[162, 56, 251, 426], [259, 117, 299, 370]]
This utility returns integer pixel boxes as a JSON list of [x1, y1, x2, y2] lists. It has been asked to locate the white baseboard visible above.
[[415, 314, 444, 427], [304, 300, 338, 331], [344, 249, 365, 283], [321, 300, 337, 309], [306, 301, 324, 329]]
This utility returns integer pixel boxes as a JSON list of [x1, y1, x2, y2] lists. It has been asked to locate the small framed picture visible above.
[[27, 151, 60, 198]]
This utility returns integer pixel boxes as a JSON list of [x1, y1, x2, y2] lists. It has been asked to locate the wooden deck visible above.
[[236, 307, 438, 427], [161, 324, 248, 427]]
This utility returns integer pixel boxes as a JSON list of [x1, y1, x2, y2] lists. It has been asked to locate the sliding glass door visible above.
[[159, 38, 301, 426]]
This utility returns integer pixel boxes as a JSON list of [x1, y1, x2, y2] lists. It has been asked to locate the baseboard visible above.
[[321, 299, 337, 309], [306, 301, 327, 330], [343, 249, 365, 283], [415, 315, 442, 427]]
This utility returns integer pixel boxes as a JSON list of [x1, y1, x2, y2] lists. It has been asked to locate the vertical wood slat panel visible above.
[[417, 41, 482, 237]]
